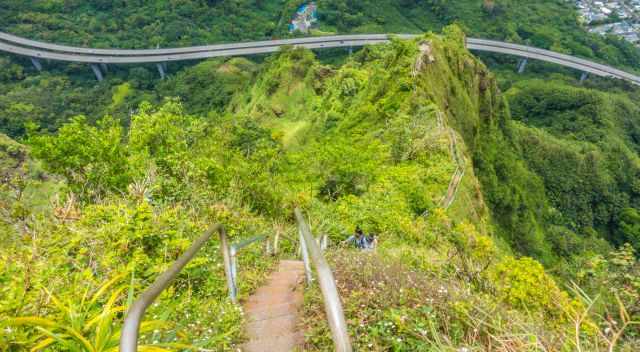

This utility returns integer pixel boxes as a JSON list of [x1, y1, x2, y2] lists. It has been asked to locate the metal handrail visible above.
[[294, 208, 352, 352], [120, 223, 233, 352], [226, 234, 269, 303], [121, 214, 348, 351]]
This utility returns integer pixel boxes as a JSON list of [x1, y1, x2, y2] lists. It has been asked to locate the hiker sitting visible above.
[[366, 233, 378, 250], [344, 226, 377, 250]]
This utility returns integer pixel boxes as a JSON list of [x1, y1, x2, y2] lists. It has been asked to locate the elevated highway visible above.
[[0, 32, 638, 85]]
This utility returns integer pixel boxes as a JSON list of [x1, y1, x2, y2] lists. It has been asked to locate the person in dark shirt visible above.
[[345, 226, 377, 250]]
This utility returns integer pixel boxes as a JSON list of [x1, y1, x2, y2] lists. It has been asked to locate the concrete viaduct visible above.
[[0, 31, 638, 85]]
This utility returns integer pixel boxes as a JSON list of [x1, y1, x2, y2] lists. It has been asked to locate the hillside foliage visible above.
[[2, 0, 640, 148], [2, 25, 640, 350]]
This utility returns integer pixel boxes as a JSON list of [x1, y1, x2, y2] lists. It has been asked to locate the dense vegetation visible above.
[[2, 0, 640, 141], [2, 0, 640, 350], [3, 26, 640, 350], [2, 0, 639, 143], [508, 81, 640, 251]]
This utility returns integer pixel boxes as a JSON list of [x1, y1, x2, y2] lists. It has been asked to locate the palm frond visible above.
[[30, 337, 55, 351], [89, 273, 127, 306], [8, 317, 58, 328], [137, 346, 174, 352]]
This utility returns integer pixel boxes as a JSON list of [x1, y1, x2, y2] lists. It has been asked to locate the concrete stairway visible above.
[[241, 260, 305, 352]]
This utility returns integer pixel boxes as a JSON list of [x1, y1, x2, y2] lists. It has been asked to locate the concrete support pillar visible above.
[[348, 46, 353, 55], [30, 57, 42, 71], [517, 58, 528, 74], [156, 63, 166, 80], [100, 63, 108, 73], [580, 72, 589, 83], [90, 64, 104, 82]]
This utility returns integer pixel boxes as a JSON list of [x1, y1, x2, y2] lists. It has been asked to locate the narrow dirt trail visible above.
[[241, 260, 305, 352], [437, 111, 465, 209]]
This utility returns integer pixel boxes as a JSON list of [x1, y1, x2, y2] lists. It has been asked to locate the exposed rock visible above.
[[413, 40, 436, 76]]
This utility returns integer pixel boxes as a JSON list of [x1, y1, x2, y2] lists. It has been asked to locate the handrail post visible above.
[[273, 230, 280, 255], [230, 246, 238, 299], [299, 225, 313, 285], [219, 227, 237, 304], [321, 234, 328, 251], [295, 208, 352, 352]]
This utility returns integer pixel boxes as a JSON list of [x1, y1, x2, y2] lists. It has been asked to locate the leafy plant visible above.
[[5, 274, 183, 352]]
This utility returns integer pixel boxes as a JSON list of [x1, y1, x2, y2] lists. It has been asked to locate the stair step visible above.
[[274, 268, 304, 275], [245, 290, 303, 307], [245, 302, 301, 322], [267, 272, 304, 286], [279, 260, 304, 266], [251, 284, 300, 295], [242, 260, 305, 352], [261, 279, 303, 289], [276, 265, 304, 270], [240, 331, 304, 352], [245, 314, 299, 339]]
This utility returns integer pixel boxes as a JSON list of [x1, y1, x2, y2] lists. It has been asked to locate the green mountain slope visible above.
[[508, 81, 640, 252], [2, 0, 639, 146], [3, 27, 640, 350]]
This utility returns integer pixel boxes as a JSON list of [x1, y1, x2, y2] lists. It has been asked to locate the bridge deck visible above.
[[0, 32, 638, 85]]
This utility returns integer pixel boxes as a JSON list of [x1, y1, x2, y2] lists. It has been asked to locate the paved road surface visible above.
[[1, 32, 638, 85]]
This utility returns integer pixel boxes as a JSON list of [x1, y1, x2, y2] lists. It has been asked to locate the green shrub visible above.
[[28, 115, 132, 199], [487, 256, 573, 321]]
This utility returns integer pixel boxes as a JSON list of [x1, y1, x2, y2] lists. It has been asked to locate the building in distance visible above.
[[289, 2, 318, 33]]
